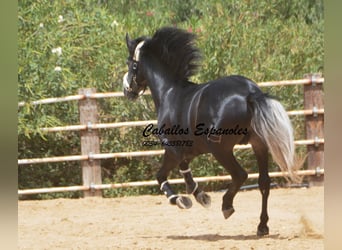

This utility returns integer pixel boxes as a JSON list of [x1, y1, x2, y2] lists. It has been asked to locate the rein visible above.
[[123, 41, 146, 96]]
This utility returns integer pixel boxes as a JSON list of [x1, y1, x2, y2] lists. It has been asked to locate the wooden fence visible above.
[[18, 74, 324, 197]]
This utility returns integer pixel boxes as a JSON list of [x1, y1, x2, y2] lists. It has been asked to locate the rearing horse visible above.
[[122, 27, 300, 236]]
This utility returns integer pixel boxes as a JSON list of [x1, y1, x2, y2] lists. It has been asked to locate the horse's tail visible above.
[[249, 93, 302, 183]]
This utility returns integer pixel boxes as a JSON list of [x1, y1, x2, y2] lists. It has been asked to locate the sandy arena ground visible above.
[[18, 186, 323, 250]]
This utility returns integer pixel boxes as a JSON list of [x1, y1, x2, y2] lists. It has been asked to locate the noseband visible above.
[[123, 41, 146, 96]]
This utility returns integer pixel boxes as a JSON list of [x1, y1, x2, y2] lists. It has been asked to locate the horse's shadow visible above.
[[167, 233, 286, 242]]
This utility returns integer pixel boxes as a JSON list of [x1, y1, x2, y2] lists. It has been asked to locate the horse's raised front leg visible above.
[[179, 160, 211, 208], [156, 151, 192, 209]]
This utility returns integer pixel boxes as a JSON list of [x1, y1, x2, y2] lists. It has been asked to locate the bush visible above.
[[18, 0, 324, 199]]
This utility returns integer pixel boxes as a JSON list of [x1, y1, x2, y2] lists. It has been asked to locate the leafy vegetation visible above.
[[18, 0, 324, 199]]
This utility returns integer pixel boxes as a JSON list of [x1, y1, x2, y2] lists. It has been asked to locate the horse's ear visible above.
[[125, 33, 134, 51]]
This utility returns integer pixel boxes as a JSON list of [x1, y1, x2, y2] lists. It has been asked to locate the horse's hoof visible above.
[[222, 207, 235, 219], [195, 191, 211, 208], [257, 225, 269, 236], [176, 196, 192, 209]]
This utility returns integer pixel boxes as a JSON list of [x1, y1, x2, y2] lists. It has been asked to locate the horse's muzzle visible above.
[[123, 72, 139, 100], [122, 72, 145, 100], [123, 72, 131, 92]]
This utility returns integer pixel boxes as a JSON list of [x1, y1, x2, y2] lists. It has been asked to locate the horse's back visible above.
[[197, 75, 261, 120], [205, 75, 261, 97]]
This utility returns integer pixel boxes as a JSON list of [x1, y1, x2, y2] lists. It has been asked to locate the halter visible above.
[[123, 41, 146, 96]]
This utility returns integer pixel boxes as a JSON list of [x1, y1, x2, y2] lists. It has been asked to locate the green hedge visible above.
[[18, 0, 324, 199]]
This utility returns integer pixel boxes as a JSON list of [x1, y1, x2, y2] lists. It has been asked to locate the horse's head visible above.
[[123, 34, 148, 100]]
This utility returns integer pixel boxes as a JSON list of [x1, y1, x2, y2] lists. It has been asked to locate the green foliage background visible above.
[[18, 0, 324, 199]]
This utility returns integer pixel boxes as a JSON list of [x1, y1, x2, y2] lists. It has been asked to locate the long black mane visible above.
[[143, 27, 201, 81]]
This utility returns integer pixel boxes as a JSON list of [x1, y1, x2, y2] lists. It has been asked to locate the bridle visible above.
[[123, 41, 146, 96]]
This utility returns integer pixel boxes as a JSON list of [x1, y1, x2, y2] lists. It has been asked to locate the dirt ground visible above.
[[18, 186, 323, 250]]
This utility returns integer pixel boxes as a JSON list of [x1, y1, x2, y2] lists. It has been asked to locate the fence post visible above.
[[78, 88, 102, 197], [303, 73, 324, 186]]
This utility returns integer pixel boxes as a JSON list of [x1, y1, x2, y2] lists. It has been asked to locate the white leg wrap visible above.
[[168, 194, 178, 201], [179, 168, 192, 174], [160, 180, 169, 191], [191, 182, 199, 195]]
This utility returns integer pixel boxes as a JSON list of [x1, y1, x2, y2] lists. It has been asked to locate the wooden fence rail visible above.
[[18, 75, 324, 196], [17, 77, 324, 107], [38, 109, 324, 133], [18, 169, 324, 195], [18, 139, 324, 165]]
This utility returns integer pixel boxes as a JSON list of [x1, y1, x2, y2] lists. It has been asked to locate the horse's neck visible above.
[[143, 62, 177, 112]]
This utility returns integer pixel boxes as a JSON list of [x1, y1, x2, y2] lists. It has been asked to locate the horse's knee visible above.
[[156, 170, 167, 184]]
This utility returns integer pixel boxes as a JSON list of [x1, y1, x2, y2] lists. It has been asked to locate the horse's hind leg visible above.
[[179, 160, 211, 208], [212, 151, 248, 219], [157, 151, 192, 209], [251, 134, 271, 236]]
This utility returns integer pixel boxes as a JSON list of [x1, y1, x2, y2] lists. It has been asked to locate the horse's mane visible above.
[[143, 27, 201, 81]]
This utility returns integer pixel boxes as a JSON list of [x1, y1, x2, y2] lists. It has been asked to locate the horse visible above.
[[122, 27, 300, 236]]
